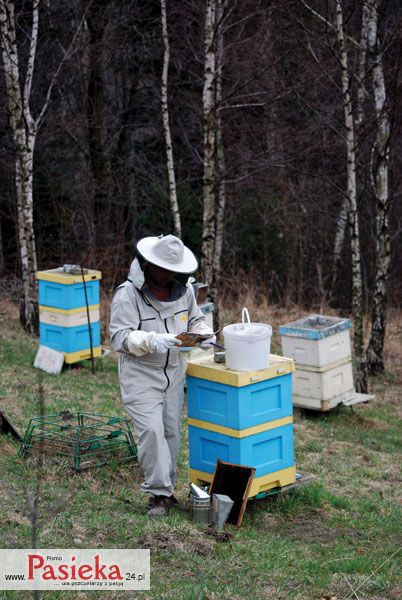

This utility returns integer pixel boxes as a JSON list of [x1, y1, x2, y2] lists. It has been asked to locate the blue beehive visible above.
[[187, 373, 292, 429], [36, 268, 102, 364], [188, 423, 294, 478], [38, 272, 100, 310], [186, 354, 297, 497], [39, 321, 101, 354]]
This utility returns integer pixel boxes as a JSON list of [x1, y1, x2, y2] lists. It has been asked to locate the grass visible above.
[[0, 299, 401, 599]]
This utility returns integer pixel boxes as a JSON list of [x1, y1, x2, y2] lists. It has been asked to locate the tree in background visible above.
[[160, 0, 181, 237], [0, 0, 401, 368], [365, 0, 392, 374], [201, 0, 230, 328], [334, 0, 367, 392], [201, 0, 217, 288], [0, 0, 83, 332]]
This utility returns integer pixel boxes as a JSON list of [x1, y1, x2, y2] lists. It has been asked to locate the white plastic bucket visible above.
[[223, 308, 272, 372]]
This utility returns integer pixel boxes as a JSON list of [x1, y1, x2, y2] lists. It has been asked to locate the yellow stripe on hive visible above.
[[186, 354, 294, 386], [64, 346, 102, 364], [39, 304, 100, 315], [187, 415, 293, 438], [36, 269, 102, 284], [188, 466, 296, 498]]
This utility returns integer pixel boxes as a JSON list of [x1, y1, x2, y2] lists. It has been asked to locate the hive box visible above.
[[39, 305, 100, 328], [187, 373, 292, 429], [37, 269, 101, 310], [292, 358, 354, 401], [279, 314, 351, 368], [39, 321, 101, 354], [188, 422, 294, 478]]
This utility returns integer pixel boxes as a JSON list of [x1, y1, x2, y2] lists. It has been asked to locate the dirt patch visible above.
[[138, 526, 216, 556], [280, 514, 356, 545], [326, 572, 401, 600]]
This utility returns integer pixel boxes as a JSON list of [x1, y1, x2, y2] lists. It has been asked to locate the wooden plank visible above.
[[294, 391, 375, 411], [186, 354, 294, 387], [279, 472, 316, 492], [0, 411, 22, 441], [342, 392, 375, 406], [209, 460, 256, 527]]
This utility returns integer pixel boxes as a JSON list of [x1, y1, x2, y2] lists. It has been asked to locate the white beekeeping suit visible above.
[[110, 235, 215, 517]]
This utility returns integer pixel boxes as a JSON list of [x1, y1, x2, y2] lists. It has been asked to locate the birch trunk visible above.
[[331, 1, 370, 296], [330, 195, 348, 297], [365, 0, 391, 374], [201, 0, 217, 287], [355, 1, 370, 126], [0, 0, 38, 333], [210, 0, 225, 329], [335, 0, 367, 393], [1, 0, 82, 332], [160, 0, 181, 238]]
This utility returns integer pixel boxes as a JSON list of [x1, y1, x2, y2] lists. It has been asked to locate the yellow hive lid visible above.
[[186, 353, 294, 387], [36, 268, 102, 284]]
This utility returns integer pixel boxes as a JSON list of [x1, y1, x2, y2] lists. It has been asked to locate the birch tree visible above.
[[210, 0, 226, 328], [330, 1, 368, 297], [0, 0, 81, 333], [365, 0, 391, 374], [335, 0, 367, 392], [160, 0, 181, 238], [0, 0, 39, 332], [201, 0, 217, 287]]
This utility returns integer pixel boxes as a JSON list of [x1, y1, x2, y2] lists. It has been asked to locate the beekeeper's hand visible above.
[[126, 331, 181, 356], [153, 333, 182, 353]]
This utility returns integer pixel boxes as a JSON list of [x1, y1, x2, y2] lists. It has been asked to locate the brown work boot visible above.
[[147, 495, 173, 517], [148, 494, 178, 508]]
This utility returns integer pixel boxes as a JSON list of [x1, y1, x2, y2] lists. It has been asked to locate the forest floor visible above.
[[0, 299, 401, 600]]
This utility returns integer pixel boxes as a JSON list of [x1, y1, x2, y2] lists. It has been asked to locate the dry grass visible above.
[[0, 295, 401, 599]]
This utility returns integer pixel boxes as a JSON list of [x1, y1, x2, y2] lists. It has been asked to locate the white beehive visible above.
[[279, 314, 351, 368], [292, 358, 354, 401], [39, 305, 100, 328], [279, 314, 360, 411]]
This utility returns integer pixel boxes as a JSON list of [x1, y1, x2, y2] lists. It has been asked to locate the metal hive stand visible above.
[[19, 411, 138, 471]]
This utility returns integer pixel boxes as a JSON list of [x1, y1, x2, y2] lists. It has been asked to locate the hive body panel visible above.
[[39, 322, 101, 353], [281, 329, 351, 368], [187, 373, 292, 429], [188, 423, 294, 478], [38, 279, 100, 310], [293, 360, 354, 400], [39, 305, 100, 328]]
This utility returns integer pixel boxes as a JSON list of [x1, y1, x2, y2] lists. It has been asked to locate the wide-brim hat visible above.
[[137, 235, 198, 274]]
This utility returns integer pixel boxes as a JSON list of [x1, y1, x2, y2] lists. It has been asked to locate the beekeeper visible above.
[[110, 235, 215, 517]]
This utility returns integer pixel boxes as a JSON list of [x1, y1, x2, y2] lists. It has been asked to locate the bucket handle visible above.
[[242, 307, 251, 326]]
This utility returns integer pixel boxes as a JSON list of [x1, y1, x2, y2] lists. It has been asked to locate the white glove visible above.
[[126, 331, 181, 356], [127, 330, 156, 356], [154, 333, 182, 353]]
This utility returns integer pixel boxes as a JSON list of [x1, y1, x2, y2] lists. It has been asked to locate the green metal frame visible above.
[[19, 412, 138, 471]]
